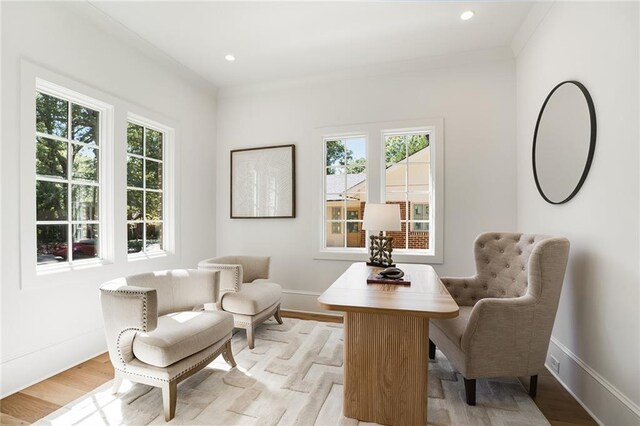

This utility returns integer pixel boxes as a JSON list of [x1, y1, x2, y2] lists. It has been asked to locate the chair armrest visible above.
[[100, 282, 158, 367], [461, 295, 536, 354], [198, 260, 242, 293], [100, 283, 158, 332], [440, 276, 484, 307]]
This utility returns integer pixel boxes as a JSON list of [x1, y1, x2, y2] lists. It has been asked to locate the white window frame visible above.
[[322, 132, 369, 252], [20, 73, 115, 278], [19, 60, 180, 289], [314, 118, 444, 264], [126, 113, 175, 261]]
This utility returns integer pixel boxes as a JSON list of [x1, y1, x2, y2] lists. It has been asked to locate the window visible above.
[[412, 203, 429, 231], [35, 90, 103, 265], [384, 131, 431, 250], [323, 136, 367, 249], [316, 119, 443, 263], [126, 120, 166, 255]]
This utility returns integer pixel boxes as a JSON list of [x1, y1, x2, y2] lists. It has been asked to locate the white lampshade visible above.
[[362, 203, 401, 232]]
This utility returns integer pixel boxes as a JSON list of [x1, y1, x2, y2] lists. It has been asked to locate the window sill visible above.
[[128, 251, 168, 262], [36, 258, 108, 276]]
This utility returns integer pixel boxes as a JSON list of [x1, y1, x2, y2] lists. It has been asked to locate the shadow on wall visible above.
[[562, 248, 592, 353]]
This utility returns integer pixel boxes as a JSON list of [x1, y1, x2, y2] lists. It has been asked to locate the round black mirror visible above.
[[532, 80, 596, 204]]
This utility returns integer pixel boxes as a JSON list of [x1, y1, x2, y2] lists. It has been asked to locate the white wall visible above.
[[0, 2, 217, 396], [216, 50, 517, 313], [515, 2, 640, 424]]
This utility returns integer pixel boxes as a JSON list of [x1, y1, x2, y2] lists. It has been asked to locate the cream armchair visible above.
[[430, 232, 570, 405], [100, 269, 236, 421], [198, 256, 282, 349]]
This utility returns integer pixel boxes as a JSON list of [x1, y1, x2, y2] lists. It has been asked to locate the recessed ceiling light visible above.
[[460, 10, 475, 21], [225, 54, 236, 62]]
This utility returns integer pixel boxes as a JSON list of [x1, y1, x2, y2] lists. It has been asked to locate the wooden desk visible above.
[[318, 262, 458, 426]]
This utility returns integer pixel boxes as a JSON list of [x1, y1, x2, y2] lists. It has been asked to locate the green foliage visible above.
[[326, 139, 366, 174], [385, 134, 429, 166]]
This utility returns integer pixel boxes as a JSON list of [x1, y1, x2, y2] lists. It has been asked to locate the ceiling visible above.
[[87, 1, 534, 89]]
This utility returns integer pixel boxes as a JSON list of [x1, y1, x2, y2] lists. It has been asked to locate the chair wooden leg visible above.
[[529, 374, 538, 398], [463, 378, 476, 406], [222, 340, 237, 368], [274, 305, 283, 325], [162, 381, 177, 421], [429, 339, 436, 360], [111, 372, 123, 394], [247, 326, 255, 349]]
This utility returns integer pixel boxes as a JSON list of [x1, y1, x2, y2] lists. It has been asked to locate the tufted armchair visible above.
[[197, 256, 283, 349], [430, 232, 570, 405], [100, 269, 236, 421]]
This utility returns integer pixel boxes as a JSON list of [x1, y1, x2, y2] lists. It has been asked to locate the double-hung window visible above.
[[323, 136, 367, 249], [318, 119, 443, 263], [35, 87, 108, 266], [383, 131, 431, 250], [126, 119, 166, 255]]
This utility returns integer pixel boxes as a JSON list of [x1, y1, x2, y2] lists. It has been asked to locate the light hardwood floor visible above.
[[0, 310, 597, 425]]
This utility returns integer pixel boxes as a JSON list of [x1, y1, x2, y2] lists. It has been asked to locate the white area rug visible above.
[[39, 318, 549, 425]]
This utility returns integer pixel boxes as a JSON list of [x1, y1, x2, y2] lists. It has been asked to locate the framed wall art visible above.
[[230, 144, 296, 218]]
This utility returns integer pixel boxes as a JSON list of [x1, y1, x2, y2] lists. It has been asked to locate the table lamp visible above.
[[362, 203, 401, 267]]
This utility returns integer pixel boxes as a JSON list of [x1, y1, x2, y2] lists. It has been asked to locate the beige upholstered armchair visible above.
[[430, 232, 570, 405], [100, 269, 236, 421], [198, 256, 283, 349]]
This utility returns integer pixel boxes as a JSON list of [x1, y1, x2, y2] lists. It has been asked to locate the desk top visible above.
[[317, 262, 459, 319]]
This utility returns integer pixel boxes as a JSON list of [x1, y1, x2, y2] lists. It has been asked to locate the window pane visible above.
[[325, 221, 344, 247], [346, 137, 366, 168], [36, 137, 67, 179], [326, 140, 346, 167], [127, 189, 143, 220], [71, 224, 98, 260], [127, 123, 143, 155], [127, 156, 143, 188], [326, 166, 345, 193], [72, 144, 98, 182], [72, 104, 99, 145], [146, 160, 162, 190], [385, 135, 407, 166], [72, 185, 98, 221], [37, 181, 67, 220], [385, 163, 406, 192], [328, 204, 344, 221], [407, 134, 429, 159], [36, 92, 68, 138], [408, 163, 429, 190], [387, 225, 406, 250], [37, 224, 67, 264], [407, 224, 429, 250], [146, 222, 163, 252], [146, 191, 162, 220], [145, 129, 163, 160], [127, 222, 143, 253]]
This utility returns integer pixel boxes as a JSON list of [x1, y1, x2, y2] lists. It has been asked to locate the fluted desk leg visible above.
[[343, 311, 429, 426]]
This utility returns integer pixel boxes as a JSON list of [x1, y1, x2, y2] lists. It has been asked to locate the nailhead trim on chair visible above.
[[117, 337, 232, 383], [206, 264, 241, 292], [105, 291, 149, 367]]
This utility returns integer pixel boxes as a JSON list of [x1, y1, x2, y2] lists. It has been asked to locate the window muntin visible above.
[[324, 136, 367, 249], [127, 122, 165, 254], [35, 91, 101, 265], [384, 132, 431, 251]]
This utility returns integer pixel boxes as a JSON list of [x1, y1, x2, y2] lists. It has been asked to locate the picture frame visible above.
[[230, 144, 296, 218]]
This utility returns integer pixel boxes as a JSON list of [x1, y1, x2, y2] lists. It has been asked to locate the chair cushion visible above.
[[221, 282, 282, 315], [430, 306, 474, 348], [133, 310, 233, 368]]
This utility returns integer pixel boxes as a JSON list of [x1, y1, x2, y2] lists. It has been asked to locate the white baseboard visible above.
[[547, 336, 640, 426], [0, 328, 107, 398]]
